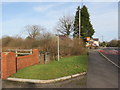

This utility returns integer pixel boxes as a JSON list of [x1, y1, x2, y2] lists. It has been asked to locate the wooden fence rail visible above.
[[6, 49, 33, 57]]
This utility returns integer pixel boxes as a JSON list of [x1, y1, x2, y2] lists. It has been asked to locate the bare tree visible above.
[[56, 15, 74, 37], [25, 25, 44, 39]]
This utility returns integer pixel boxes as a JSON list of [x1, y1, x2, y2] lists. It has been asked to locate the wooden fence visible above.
[[6, 49, 33, 57]]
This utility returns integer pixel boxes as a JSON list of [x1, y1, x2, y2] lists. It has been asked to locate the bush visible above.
[[2, 34, 87, 61], [107, 39, 118, 47], [100, 41, 107, 47], [59, 37, 87, 57]]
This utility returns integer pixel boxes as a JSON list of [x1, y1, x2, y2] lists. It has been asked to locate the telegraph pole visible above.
[[79, 0, 83, 39]]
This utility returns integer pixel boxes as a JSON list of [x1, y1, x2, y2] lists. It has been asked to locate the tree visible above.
[[2, 36, 13, 47], [56, 15, 74, 37], [100, 41, 107, 47], [107, 39, 118, 47], [117, 40, 120, 47], [25, 25, 44, 39], [73, 5, 95, 39]]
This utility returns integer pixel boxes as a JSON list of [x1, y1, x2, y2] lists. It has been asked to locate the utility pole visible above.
[[79, 0, 83, 39]]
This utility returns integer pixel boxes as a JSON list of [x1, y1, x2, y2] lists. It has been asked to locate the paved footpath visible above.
[[87, 51, 118, 88]]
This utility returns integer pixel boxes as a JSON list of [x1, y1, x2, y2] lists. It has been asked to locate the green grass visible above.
[[11, 55, 88, 80]]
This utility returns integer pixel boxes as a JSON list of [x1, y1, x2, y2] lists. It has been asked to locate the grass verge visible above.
[[11, 55, 88, 80]]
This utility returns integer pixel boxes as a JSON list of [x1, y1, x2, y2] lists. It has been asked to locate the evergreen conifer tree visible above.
[[73, 5, 95, 39]]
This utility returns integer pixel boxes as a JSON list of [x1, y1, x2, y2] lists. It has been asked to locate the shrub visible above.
[[2, 34, 87, 61]]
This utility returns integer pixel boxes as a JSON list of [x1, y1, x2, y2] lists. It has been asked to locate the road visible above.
[[87, 49, 118, 88], [100, 47, 120, 88], [103, 48, 120, 66], [101, 47, 119, 66]]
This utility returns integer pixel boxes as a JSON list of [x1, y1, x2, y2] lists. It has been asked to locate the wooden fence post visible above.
[[15, 49, 18, 57]]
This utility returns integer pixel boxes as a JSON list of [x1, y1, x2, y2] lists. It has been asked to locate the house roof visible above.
[[93, 38, 99, 41]]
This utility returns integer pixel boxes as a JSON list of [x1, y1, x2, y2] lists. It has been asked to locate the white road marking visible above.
[[99, 52, 120, 69]]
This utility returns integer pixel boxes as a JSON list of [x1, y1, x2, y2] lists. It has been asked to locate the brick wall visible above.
[[1, 52, 16, 79], [1, 49, 39, 79], [17, 49, 39, 70]]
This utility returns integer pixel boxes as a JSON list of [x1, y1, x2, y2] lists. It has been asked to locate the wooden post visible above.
[[15, 49, 18, 57], [30, 49, 32, 54]]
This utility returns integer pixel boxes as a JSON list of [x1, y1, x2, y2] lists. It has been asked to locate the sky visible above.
[[1, 1, 118, 42], [118, 2, 120, 39]]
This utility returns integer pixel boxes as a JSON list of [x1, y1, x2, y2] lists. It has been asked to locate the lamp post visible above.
[[79, 8, 81, 39], [56, 30, 60, 61], [57, 35, 60, 61]]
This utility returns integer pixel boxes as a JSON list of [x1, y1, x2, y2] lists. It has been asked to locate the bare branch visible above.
[[55, 15, 74, 37], [25, 25, 45, 39]]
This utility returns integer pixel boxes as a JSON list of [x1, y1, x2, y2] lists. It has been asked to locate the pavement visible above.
[[87, 51, 118, 88], [6, 72, 86, 84], [2, 75, 86, 88]]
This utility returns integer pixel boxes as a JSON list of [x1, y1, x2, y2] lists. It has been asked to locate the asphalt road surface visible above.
[[101, 47, 120, 88], [87, 50, 118, 88], [102, 47, 119, 66]]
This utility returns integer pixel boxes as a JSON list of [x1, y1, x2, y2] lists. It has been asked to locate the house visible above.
[[86, 37, 99, 48], [93, 38, 99, 47]]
